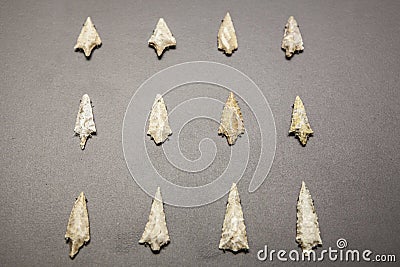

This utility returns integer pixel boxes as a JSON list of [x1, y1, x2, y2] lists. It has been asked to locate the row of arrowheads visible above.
[[75, 13, 304, 58], [75, 92, 313, 149], [66, 181, 322, 258]]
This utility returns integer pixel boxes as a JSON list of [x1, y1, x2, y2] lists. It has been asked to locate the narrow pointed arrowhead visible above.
[[219, 183, 249, 252], [147, 94, 172, 144], [65, 192, 90, 258], [74, 94, 96, 149], [218, 12, 238, 55], [289, 96, 313, 146], [148, 18, 176, 57], [139, 187, 170, 252], [296, 181, 322, 253], [281, 16, 304, 58], [218, 92, 245, 145], [74, 17, 102, 57]]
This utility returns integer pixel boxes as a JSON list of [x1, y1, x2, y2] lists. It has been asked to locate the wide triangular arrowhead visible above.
[[296, 181, 322, 253], [281, 16, 304, 58], [74, 94, 96, 149], [139, 187, 170, 252], [147, 94, 172, 144], [289, 96, 313, 146], [74, 17, 102, 57], [218, 12, 238, 55], [218, 92, 245, 145], [148, 18, 176, 57], [65, 192, 90, 258], [219, 183, 249, 252]]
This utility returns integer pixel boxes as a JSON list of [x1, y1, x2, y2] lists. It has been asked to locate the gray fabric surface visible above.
[[1, 0, 399, 266]]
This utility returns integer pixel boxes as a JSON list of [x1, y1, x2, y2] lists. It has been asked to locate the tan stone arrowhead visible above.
[[148, 18, 176, 57], [74, 94, 96, 149], [218, 12, 238, 55], [74, 17, 102, 57], [281, 16, 304, 58], [218, 92, 244, 145], [289, 96, 313, 146], [219, 183, 249, 252], [147, 94, 172, 144], [139, 187, 170, 252], [65, 192, 90, 258], [296, 181, 322, 253]]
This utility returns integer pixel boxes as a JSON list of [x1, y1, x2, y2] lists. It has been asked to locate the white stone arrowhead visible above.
[[74, 94, 96, 149], [296, 181, 322, 253]]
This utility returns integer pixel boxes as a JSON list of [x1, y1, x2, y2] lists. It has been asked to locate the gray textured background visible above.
[[1, 0, 400, 266]]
